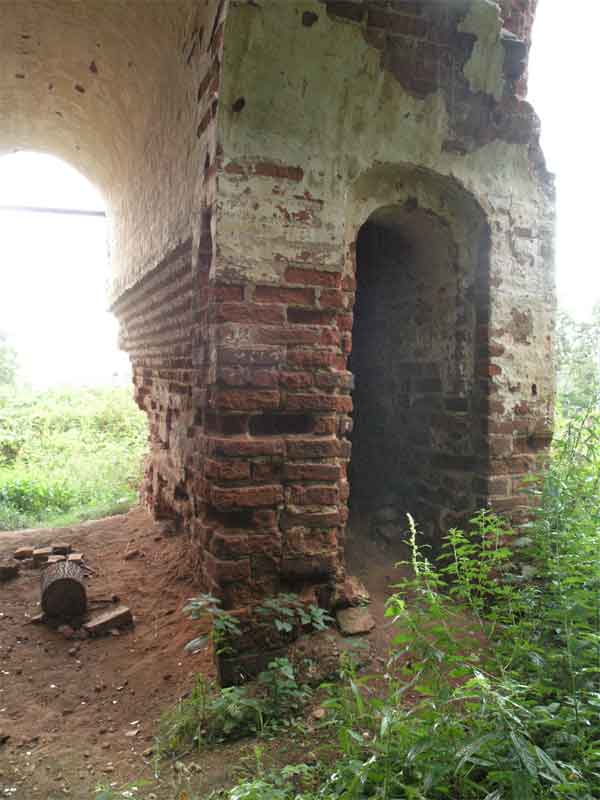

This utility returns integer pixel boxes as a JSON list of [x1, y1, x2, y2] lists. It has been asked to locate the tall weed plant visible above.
[[214, 409, 600, 799]]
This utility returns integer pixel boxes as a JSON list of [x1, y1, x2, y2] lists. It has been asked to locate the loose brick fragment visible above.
[[336, 607, 375, 636], [14, 547, 34, 560], [33, 548, 52, 565]]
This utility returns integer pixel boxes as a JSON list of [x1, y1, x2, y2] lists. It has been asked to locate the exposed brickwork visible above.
[[326, 0, 541, 136], [104, 0, 554, 683], [349, 204, 490, 543], [112, 240, 195, 524]]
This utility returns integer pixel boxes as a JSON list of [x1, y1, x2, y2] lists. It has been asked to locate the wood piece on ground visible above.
[[0, 560, 20, 582], [68, 553, 84, 563], [33, 547, 52, 565], [336, 607, 376, 636], [47, 555, 66, 564], [83, 605, 133, 636], [14, 547, 34, 560], [51, 543, 72, 556], [41, 561, 87, 619]]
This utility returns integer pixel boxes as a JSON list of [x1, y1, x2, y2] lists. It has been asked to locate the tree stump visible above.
[[41, 561, 87, 619]]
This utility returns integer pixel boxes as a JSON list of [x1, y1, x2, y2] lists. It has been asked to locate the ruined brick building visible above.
[[2, 0, 554, 677]]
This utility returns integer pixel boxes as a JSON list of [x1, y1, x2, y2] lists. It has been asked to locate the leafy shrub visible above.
[[215, 409, 600, 799], [0, 386, 147, 529], [157, 658, 311, 757], [183, 594, 242, 657], [0, 334, 18, 387], [0, 476, 76, 515], [256, 594, 333, 635]]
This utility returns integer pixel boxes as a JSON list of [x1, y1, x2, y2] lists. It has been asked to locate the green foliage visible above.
[[0, 475, 76, 515], [157, 659, 312, 758], [256, 657, 311, 721], [0, 386, 147, 529], [216, 411, 600, 799], [0, 333, 18, 387], [256, 594, 333, 635], [555, 305, 600, 414], [183, 594, 242, 656]]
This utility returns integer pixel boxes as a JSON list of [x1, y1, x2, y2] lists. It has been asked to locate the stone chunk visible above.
[[83, 606, 133, 636], [0, 560, 20, 582], [33, 547, 52, 565], [51, 543, 72, 556], [14, 547, 34, 560], [336, 607, 375, 636], [47, 555, 66, 565], [68, 553, 84, 563], [333, 575, 370, 609]]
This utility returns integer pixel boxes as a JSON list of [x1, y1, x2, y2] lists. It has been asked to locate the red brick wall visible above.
[[111, 0, 552, 683], [112, 240, 195, 523]]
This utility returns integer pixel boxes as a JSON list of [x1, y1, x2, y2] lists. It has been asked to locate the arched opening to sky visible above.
[[0, 151, 130, 387], [529, 0, 600, 321]]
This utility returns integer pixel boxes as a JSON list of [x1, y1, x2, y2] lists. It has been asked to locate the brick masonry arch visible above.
[[3, 0, 555, 682], [344, 167, 491, 550]]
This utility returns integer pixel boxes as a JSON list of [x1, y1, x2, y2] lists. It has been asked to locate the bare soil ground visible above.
[[0, 509, 408, 800]]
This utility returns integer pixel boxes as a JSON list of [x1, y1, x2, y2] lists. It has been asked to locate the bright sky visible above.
[[528, 1, 600, 320], [0, 1, 597, 386], [0, 154, 130, 387]]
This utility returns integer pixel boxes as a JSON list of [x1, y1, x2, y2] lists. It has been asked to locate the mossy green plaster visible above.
[[458, 1, 506, 102], [220, 1, 449, 191]]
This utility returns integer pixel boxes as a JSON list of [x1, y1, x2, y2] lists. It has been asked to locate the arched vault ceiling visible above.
[[0, 0, 209, 295]]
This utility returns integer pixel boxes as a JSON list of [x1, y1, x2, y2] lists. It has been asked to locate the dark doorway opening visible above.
[[348, 200, 483, 552]]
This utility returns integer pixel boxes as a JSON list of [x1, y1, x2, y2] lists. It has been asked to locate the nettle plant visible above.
[[184, 592, 333, 657], [256, 593, 333, 635], [159, 591, 335, 757], [183, 593, 241, 656]]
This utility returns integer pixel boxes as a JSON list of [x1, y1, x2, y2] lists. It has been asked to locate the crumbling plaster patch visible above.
[[459, 0, 506, 101], [217, 0, 556, 517], [218, 1, 551, 292]]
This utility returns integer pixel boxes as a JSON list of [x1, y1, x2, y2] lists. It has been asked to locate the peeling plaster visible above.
[[459, 1, 506, 101]]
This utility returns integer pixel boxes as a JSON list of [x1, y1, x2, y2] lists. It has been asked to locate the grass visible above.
[[0, 385, 147, 530]]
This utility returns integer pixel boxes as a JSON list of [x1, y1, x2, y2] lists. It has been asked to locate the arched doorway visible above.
[[347, 183, 490, 551]]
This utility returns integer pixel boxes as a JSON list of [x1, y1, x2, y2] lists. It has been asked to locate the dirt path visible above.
[[0, 509, 409, 799], [0, 509, 219, 799]]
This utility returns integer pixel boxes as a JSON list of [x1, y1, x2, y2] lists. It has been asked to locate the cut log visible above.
[[41, 561, 87, 619]]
